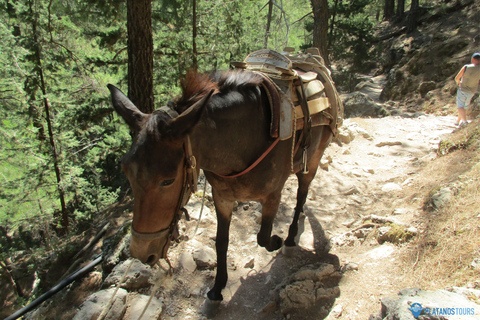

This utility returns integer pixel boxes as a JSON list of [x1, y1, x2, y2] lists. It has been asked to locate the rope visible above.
[[291, 102, 297, 173], [193, 178, 208, 237], [97, 258, 134, 320], [135, 260, 172, 320]]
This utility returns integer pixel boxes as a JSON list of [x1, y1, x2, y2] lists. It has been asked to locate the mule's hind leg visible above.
[[257, 192, 283, 251], [284, 127, 332, 252], [284, 170, 317, 249]]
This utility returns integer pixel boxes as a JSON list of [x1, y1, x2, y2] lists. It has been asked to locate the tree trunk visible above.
[[328, 0, 340, 47], [384, 0, 395, 20], [127, 0, 154, 113], [192, 0, 198, 68], [396, 0, 405, 20], [264, 0, 273, 49], [28, 0, 68, 234], [406, 0, 419, 33], [310, 0, 330, 66]]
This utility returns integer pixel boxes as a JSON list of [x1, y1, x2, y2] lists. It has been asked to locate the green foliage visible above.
[[328, 0, 378, 71], [0, 0, 391, 253], [0, 0, 129, 248]]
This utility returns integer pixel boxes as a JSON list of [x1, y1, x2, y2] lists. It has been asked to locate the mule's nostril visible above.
[[146, 254, 157, 265]]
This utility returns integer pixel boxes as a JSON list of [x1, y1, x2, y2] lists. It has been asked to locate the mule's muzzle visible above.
[[130, 227, 172, 266]]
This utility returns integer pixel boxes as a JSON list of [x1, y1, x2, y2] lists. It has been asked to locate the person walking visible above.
[[454, 52, 480, 126]]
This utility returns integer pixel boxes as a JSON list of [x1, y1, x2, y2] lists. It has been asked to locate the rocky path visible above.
[[67, 69, 474, 320], [70, 112, 465, 320]]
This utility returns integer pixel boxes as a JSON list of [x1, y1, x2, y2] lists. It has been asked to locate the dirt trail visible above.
[[149, 111, 458, 320]]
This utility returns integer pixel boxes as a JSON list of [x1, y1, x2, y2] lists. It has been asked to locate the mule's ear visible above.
[[107, 84, 145, 131], [168, 89, 214, 138]]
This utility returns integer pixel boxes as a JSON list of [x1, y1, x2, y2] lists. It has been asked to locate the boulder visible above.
[[103, 259, 153, 290], [73, 288, 128, 320], [418, 81, 436, 97], [193, 246, 217, 269], [369, 288, 480, 319], [342, 92, 389, 118], [274, 263, 341, 315], [123, 293, 162, 320]]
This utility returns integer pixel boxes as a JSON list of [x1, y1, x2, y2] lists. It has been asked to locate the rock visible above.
[[329, 304, 343, 318], [178, 252, 196, 273], [342, 92, 389, 118], [320, 155, 332, 171], [470, 258, 480, 270], [73, 288, 128, 320], [193, 246, 217, 269], [364, 244, 396, 260], [425, 187, 452, 211], [123, 293, 162, 320], [447, 286, 480, 300], [392, 208, 409, 215], [418, 81, 436, 97], [341, 262, 359, 272], [381, 183, 402, 192], [369, 288, 480, 320], [276, 263, 341, 314], [343, 185, 361, 195], [103, 259, 153, 290], [184, 200, 214, 223], [375, 141, 403, 147], [377, 224, 417, 244], [102, 226, 131, 274], [244, 257, 255, 269], [336, 126, 355, 144]]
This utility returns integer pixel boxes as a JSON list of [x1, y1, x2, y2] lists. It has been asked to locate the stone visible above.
[[426, 187, 452, 211], [375, 141, 403, 147], [381, 183, 402, 192], [343, 185, 361, 195], [276, 263, 341, 315], [329, 304, 343, 318], [193, 246, 217, 269], [470, 258, 480, 270], [369, 288, 480, 319], [341, 262, 359, 272], [178, 252, 196, 273], [342, 92, 389, 118], [244, 257, 255, 269], [103, 259, 153, 290], [123, 293, 162, 320], [184, 200, 214, 222], [73, 288, 128, 320], [418, 81, 436, 97]]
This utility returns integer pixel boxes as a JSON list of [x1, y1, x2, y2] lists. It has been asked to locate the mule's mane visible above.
[[145, 70, 264, 140], [175, 70, 263, 113]]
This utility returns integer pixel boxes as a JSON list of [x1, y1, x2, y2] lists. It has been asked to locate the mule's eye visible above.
[[160, 179, 175, 187]]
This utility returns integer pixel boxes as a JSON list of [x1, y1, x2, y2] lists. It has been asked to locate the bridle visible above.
[[130, 105, 198, 258]]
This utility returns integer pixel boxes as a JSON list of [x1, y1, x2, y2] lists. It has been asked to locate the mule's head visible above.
[[107, 84, 211, 266]]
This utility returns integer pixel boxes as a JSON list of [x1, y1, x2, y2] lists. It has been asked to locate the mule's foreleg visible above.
[[257, 193, 283, 251], [207, 194, 233, 302]]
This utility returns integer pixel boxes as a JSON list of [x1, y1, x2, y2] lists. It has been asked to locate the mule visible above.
[[107, 70, 333, 305]]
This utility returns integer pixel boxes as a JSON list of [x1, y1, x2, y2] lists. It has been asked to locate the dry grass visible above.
[[401, 120, 480, 289]]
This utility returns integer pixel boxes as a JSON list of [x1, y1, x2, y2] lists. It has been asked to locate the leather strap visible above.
[[215, 137, 280, 178]]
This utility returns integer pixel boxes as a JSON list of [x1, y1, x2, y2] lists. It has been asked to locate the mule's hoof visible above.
[[201, 298, 222, 318], [282, 245, 296, 257]]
